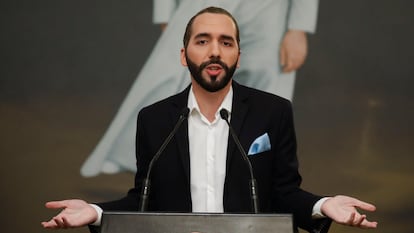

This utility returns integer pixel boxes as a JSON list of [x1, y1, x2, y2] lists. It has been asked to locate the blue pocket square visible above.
[[248, 133, 271, 155]]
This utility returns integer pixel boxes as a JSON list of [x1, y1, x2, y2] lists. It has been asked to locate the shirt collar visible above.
[[188, 86, 233, 122]]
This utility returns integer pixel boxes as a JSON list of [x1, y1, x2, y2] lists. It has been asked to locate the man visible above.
[[81, 0, 319, 177], [42, 7, 377, 233]]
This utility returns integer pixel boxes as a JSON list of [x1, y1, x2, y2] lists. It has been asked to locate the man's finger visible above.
[[41, 220, 58, 228], [346, 211, 356, 225], [360, 219, 378, 229], [45, 200, 67, 209], [353, 199, 377, 212], [353, 214, 366, 226], [53, 217, 65, 228]]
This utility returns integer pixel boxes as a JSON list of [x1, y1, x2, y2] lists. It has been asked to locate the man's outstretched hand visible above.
[[322, 195, 378, 229], [41, 199, 98, 229]]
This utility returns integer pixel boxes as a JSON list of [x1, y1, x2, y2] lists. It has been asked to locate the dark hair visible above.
[[183, 6, 240, 49]]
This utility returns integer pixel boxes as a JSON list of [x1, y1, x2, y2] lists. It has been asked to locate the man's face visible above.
[[181, 13, 240, 92]]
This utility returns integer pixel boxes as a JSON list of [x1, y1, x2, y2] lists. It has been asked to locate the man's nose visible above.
[[209, 41, 221, 58]]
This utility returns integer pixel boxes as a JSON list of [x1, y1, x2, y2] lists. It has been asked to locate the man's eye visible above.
[[197, 40, 208, 45], [223, 41, 232, 47]]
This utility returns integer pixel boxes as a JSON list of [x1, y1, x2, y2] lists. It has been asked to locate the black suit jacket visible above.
[[98, 82, 331, 233]]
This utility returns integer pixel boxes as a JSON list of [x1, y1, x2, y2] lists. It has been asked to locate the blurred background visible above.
[[1, 0, 413, 233]]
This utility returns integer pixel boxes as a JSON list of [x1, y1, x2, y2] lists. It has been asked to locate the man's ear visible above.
[[180, 48, 188, 67], [236, 50, 241, 68]]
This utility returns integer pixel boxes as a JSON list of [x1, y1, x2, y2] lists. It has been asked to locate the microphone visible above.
[[139, 107, 190, 211], [220, 108, 259, 213]]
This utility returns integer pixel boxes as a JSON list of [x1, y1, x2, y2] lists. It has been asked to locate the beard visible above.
[[185, 54, 238, 92]]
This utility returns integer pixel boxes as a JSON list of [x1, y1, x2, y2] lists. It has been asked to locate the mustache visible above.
[[199, 57, 228, 71]]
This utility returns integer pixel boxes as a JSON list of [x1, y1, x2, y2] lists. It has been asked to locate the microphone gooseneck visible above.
[[220, 108, 259, 213], [139, 107, 190, 211]]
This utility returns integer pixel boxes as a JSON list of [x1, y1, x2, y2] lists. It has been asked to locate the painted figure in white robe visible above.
[[80, 0, 319, 177]]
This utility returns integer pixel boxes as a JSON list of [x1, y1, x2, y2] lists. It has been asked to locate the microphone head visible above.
[[219, 108, 229, 120], [181, 107, 190, 118]]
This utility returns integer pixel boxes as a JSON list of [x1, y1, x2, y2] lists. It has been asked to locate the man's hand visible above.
[[322, 195, 378, 229], [280, 30, 308, 73], [41, 199, 98, 229]]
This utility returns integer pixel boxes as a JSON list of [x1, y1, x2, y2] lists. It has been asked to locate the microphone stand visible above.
[[220, 109, 259, 213], [139, 108, 190, 211]]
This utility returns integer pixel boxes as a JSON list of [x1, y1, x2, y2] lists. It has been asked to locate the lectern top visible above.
[[101, 212, 293, 233]]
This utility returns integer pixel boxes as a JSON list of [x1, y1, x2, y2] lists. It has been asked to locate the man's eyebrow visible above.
[[193, 33, 236, 42], [220, 34, 236, 42], [194, 33, 211, 39]]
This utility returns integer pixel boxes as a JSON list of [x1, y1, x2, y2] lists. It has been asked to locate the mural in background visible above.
[[2, 1, 414, 233], [80, 0, 319, 177]]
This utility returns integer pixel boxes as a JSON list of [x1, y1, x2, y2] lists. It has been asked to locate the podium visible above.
[[101, 212, 293, 233]]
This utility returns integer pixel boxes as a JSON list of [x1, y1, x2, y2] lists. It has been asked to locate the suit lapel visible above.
[[226, 82, 249, 173]]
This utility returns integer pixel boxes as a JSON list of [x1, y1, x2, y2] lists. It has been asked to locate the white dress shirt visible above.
[[187, 86, 233, 213]]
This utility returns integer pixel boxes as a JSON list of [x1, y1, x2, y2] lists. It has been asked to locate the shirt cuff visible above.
[[89, 204, 103, 226], [312, 197, 331, 219]]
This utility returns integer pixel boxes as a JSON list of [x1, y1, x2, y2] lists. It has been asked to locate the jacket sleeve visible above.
[[287, 0, 319, 33], [270, 99, 331, 233], [94, 109, 149, 212]]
